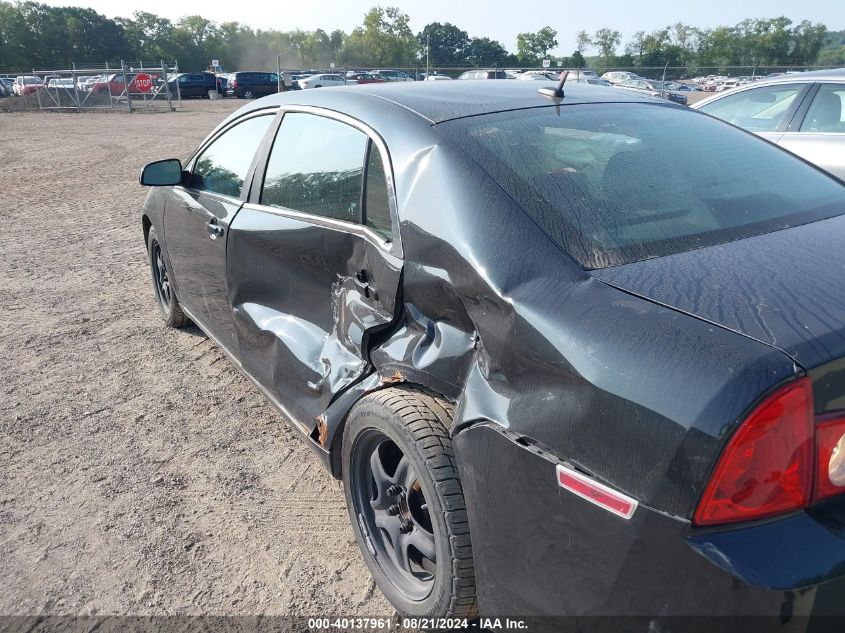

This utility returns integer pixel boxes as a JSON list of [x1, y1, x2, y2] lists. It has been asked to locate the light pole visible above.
[[426, 33, 430, 77]]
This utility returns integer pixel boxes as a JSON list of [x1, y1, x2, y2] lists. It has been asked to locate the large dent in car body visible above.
[[337, 136, 797, 518]]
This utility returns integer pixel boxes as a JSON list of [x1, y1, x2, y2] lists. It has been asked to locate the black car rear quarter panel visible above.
[[455, 422, 845, 619], [352, 124, 799, 520]]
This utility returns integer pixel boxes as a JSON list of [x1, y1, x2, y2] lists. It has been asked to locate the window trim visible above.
[[179, 107, 280, 204], [246, 104, 403, 258]]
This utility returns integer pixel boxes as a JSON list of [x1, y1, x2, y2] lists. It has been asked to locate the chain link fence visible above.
[[2, 60, 181, 112], [381, 63, 834, 80]]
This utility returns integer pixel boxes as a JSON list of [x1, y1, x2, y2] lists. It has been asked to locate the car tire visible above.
[[147, 228, 190, 328], [243, 88, 254, 99], [314, 85, 322, 88], [342, 386, 478, 619]]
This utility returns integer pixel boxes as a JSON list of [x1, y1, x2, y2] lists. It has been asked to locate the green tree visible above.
[[593, 28, 621, 60], [418, 22, 469, 66], [465, 37, 509, 66], [575, 30, 591, 55], [341, 6, 416, 67], [516, 26, 558, 64], [117, 11, 174, 63]]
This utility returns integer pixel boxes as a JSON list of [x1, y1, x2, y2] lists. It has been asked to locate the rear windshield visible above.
[[439, 103, 845, 268]]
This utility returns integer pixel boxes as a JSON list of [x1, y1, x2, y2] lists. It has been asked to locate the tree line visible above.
[[0, 1, 842, 72]]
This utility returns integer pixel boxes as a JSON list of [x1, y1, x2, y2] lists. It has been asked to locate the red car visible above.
[[89, 73, 160, 96]]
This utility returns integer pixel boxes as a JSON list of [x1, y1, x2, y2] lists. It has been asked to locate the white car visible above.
[[716, 80, 740, 92], [47, 78, 74, 90], [425, 74, 452, 81], [567, 68, 599, 79], [601, 71, 642, 85], [298, 74, 346, 89]]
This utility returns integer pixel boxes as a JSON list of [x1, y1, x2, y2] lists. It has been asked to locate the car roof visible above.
[[692, 67, 845, 109], [235, 80, 657, 124], [739, 68, 845, 84]]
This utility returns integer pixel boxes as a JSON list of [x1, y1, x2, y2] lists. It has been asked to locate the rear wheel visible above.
[[147, 228, 189, 328], [242, 87, 254, 99], [342, 387, 477, 618]]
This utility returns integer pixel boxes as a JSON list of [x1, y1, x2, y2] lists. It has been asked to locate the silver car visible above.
[[692, 68, 845, 179]]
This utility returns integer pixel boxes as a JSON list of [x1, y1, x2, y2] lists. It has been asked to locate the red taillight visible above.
[[694, 378, 814, 526], [814, 414, 845, 502], [231, 80, 238, 89]]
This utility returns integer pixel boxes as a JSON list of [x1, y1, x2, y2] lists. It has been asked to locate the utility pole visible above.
[[426, 33, 430, 77]]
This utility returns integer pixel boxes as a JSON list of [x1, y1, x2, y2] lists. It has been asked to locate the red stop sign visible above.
[[135, 73, 152, 93]]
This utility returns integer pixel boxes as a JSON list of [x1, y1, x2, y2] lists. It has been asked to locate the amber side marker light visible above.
[[694, 377, 845, 527]]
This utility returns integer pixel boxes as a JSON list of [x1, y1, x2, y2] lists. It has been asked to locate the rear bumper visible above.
[[452, 423, 845, 620]]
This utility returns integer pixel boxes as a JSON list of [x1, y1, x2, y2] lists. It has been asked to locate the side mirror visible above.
[[140, 158, 183, 186]]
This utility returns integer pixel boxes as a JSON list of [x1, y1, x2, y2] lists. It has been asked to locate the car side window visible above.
[[698, 84, 805, 132], [261, 112, 368, 224], [364, 143, 392, 240], [191, 114, 274, 198], [800, 84, 845, 133]]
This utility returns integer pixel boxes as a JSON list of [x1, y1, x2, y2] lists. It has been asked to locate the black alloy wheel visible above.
[[351, 429, 437, 600], [342, 387, 477, 617]]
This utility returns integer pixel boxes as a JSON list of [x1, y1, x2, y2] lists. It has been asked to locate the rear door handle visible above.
[[354, 270, 378, 300], [205, 218, 224, 240]]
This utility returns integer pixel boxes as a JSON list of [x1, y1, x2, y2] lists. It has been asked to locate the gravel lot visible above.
[[0, 100, 391, 616]]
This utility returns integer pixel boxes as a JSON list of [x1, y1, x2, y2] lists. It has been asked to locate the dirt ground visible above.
[[0, 99, 393, 616]]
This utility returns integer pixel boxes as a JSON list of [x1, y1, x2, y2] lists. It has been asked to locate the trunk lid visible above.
[[592, 214, 845, 380]]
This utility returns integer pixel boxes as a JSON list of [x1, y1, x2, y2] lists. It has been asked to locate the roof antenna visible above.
[[538, 70, 568, 100]]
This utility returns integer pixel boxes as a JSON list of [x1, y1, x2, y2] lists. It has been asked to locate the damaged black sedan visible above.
[[140, 81, 845, 622]]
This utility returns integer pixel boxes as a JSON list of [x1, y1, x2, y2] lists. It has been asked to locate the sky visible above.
[[41, 0, 843, 56]]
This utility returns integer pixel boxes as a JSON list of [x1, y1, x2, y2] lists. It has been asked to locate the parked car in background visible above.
[[225, 72, 279, 99], [458, 69, 509, 80], [522, 70, 556, 79], [74, 75, 95, 91], [569, 76, 613, 86], [371, 69, 415, 82], [566, 68, 599, 79], [616, 78, 688, 105], [82, 76, 103, 91], [47, 78, 74, 88], [716, 79, 740, 92], [14, 76, 43, 96], [665, 81, 701, 92], [298, 73, 346, 89], [139, 80, 845, 622], [425, 73, 452, 81], [169, 72, 219, 98], [693, 67, 845, 179], [89, 73, 160, 97], [346, 72, 384, 84], [601, 71, 641, 84], [215, 74, 231, 93], [0, 78, 14, 96], [517, 73, 549, 81]]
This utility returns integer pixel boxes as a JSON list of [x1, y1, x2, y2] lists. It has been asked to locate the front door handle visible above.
[[205, 219, 224, 240]]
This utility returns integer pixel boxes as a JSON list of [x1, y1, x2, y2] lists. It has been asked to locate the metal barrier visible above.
[[13, 60, 180, 112]]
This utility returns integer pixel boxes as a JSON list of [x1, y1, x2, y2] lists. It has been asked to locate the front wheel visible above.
[[242, 88, 254, 99], [342, 387, 478, 618], [147, 228, 190, 328]]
